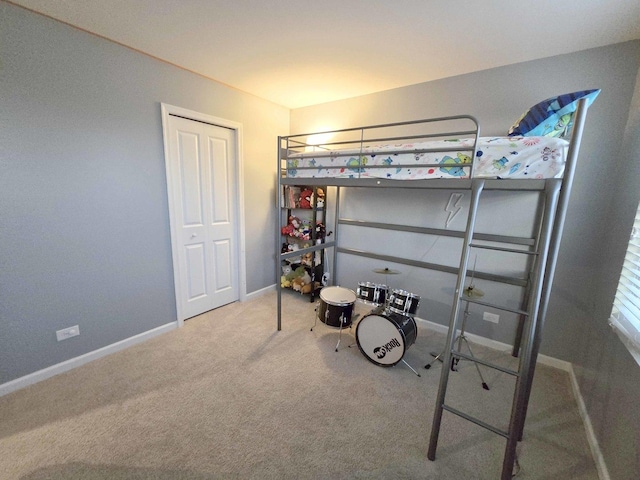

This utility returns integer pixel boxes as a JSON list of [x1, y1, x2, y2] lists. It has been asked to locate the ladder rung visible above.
[[469, 243, 538, 255], [463, 297, 529, 316], [442, 404, 509, 439], [452, 351, 520, 376]]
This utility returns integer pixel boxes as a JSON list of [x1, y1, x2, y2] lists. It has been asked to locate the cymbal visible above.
[[373, 267, 401, 275], [463, 285, 484, 298]]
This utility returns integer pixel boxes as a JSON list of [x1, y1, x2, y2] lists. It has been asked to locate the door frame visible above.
[[160, 103, 247, 326]]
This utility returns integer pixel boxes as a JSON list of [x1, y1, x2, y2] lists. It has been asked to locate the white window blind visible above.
[[610, 204, 640, 365]]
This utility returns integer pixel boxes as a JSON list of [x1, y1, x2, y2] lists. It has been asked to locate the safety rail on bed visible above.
[[279, 115, 482, 187]]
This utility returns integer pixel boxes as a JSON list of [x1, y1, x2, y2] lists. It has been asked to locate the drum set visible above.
[[312, 268, 422, 376]]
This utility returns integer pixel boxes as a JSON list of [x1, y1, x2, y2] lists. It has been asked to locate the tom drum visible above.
[[387, 289, 420, 316], [356, 282, 388, 306], [318, 286, 357, 329]]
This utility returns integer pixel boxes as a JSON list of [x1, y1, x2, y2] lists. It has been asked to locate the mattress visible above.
[[284, 136, 568, 180]]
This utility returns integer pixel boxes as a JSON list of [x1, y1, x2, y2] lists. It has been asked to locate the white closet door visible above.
[[166, 115, 239, 320]]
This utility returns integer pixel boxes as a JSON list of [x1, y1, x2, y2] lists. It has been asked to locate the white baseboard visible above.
[[567, 365, 611, 480], [1, 285, 277, 397], [0, 322, 178, 398], [245, 284, 275, 301], [414, 316, 572, 372]]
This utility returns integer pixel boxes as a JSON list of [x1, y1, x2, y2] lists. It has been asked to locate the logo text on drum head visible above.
[[373, 337, 401, 359]]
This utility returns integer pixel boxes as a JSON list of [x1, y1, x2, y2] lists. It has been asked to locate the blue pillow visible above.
[[508, 89, 600, 137]]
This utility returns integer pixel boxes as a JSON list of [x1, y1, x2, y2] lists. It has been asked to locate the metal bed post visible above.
[[332, 186, 341, 285], [501, 179, 561, 479], [276, 136, 284, 331], [511, 192, 547, 357], [514, 97, 589, 441]]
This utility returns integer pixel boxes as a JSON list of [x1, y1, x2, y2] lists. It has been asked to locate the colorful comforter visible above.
[[285, 136, 568, 180]]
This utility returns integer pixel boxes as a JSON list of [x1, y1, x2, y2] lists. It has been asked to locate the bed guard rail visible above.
[[279, 115, 480, 180]]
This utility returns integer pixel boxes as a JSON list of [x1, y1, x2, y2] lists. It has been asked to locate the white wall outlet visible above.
[[483, 312, 500, 324], [56, 325, 80, 341]]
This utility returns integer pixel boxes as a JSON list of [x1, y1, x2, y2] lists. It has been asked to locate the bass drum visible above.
[[356, 308, 417, 367]]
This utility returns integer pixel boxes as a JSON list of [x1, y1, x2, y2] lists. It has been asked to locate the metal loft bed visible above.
[[275, 99, 590, 479]]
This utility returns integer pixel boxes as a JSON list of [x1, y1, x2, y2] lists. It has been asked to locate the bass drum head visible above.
[[356, 311, 416, 367]]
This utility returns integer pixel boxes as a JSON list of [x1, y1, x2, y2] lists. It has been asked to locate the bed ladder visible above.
[[427, 177, 562, 479]]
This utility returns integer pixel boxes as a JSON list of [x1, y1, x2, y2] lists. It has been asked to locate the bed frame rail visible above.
[[279, 115, 480, 182]]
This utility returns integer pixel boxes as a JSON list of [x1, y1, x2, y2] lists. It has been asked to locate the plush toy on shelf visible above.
[[290, 268, 312, 292], [315, 188, 325, 208], [292, 277, 319, 294], [281, 215, 299, 236], [299, 188, 314, 209], [315, 222, 329, 240], [281, 215, 311, 241], [301, 252, 313, 267]]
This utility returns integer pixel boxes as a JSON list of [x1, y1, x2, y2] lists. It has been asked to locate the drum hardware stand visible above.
[[424, 258, 489, 390], [334, 313, 359, 351], [372, 267, 400, 291], [401, 358, 422, 377], [312, 303, 358, 352], [425, 254, 479, 371], [450, 295, 489, 390]]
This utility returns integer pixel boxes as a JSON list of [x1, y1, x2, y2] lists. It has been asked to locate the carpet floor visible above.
[[0, 290, 598, 479]]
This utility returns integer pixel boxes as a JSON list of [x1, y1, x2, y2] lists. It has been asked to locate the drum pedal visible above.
[[424, 351, 444, 370]]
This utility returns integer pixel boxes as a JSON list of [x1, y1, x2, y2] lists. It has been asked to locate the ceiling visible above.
[[10, 0, 640, 109]]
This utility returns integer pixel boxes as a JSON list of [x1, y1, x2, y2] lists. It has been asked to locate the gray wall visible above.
[[577, 65, 640, 480], [291, 41, 640, 479], [0, 3, 288, 383]]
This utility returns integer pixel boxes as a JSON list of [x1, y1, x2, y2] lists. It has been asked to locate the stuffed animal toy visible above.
[[299, 188, 313, 209], [281, 276, 292, 288], [292, 275, 316, 293], [315, 222, 326, 240], [282, 215, 309, 239], [286, 266, 308, 283], [281, 222, 295, 236], [282, 216, 298, 234], [294, 221, 311, 240], [315, 188, 325, 208], [301, 252, 313, 267], [291, 276, 305, 292], [301, 281, 320, 294], [289, 266, 312, 291]]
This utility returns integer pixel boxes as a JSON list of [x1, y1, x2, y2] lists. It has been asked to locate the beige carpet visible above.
[[0, 290, 598, 479]]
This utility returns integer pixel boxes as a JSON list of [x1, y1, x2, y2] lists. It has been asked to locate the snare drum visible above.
[[388, 289, 420, 316], [356, 307, 417, 367], [356, 282, 388, 306], [318, 286, 357, 328]]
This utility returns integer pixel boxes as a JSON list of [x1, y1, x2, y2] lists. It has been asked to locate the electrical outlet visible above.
[[56, 325, 79, 341], [483, 312, 500, 324]]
